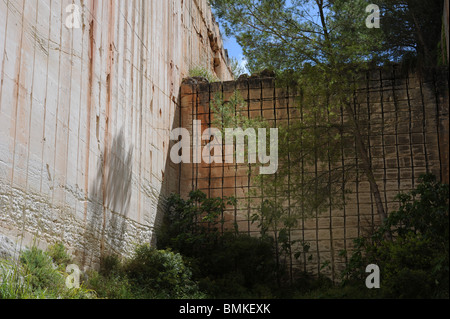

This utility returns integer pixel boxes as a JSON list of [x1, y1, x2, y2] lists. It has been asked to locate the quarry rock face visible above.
[[180, 70, 449, 279], [0, 0, 448, 279], [0, 0, 232, 268]]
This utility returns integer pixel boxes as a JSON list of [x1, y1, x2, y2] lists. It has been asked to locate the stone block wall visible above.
[[0, 0, 232, 268], [0, 0, 447, 280], [180, 66, 449, 280]]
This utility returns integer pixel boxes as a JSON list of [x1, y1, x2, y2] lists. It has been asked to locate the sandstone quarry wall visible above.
[[1, 0, 448, 280], [0, 0, 232, 267], [180, 66, 449, 280]]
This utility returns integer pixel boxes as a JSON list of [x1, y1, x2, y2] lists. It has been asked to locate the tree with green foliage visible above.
[[210, 0, 390, 227], [229, 56, 248, 79], [378, 0, 446, 67], [211, 0, 384, 72], [210, 1, 395, 248]]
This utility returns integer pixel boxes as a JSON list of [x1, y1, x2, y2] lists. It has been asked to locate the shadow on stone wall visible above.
[[154, 96, 182, 247], [82, 128, 133, 266]]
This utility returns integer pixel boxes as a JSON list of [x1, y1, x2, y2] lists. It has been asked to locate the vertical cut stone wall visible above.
[[180, 66, 449, 280], [0, 0, 232, 267]]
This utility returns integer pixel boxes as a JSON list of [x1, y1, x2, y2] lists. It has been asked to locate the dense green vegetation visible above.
[[1, 174, 447, 299], [155, 174, 449, 298], [1, 0, 447, 301], [0, 243, 94, 299], [210, 0, 448, 229], [87, 246, 206, 299], [341, 174, 449, 298]]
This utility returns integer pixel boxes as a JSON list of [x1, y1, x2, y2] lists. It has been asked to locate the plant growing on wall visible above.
[[209, 89, 344, 281], [188, 66, 220, 82]]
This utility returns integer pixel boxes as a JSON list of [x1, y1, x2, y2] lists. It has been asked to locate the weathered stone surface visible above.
[[0, 0, 232, 268], [180, 66, 449, 280], [1, 0, 448, 280], [0, 234, 21, 261]]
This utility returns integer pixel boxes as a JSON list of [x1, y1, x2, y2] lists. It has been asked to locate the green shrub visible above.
[[86, 246, 205, 299], [0, 259, 35, 299], [99, 254, 123, 277], [158, 191, 280, 298], [124, 244, 204, 299], [157, 190, 231, 255], [20, 246, 64, 292], [342, 174, 449, 298], [83, 253, 132, 299], [1, 244, 95, 299], [188, 66, 219, 82], [190, 233, 277, 299], [209, 233, 276, 288], [47, 242, 72, 271], [87, 270, 134, 299]]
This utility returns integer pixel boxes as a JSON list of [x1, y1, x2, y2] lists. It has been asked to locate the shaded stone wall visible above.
[[180, 65, 449, 280], [0, 0, 232, 267]]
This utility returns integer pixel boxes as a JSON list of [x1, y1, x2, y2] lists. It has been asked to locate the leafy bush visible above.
[[342, 174, 449, 298], [20, 246, 64, 292], [98, 254, 123, 277], [87, 269, 134, 299], [193, 232, 277, 298], [0, 259, 35, 299], [124, 245, 204, 299], [47, 242, 72, 271], [157, 190, 230, 257], [87, 243, 205, 299], [1, 244, 94, 299], [157, 191, 279, 298]]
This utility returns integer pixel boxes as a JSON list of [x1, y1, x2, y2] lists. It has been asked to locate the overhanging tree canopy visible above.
[[210, 0, 402, 225]]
